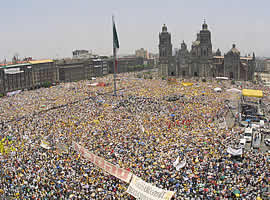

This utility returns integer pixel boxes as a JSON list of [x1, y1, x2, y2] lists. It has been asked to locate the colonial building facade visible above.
[[159, 22, 256, 80]]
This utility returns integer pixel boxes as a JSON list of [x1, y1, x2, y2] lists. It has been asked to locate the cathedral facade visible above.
[[158, 22, 256, 80]]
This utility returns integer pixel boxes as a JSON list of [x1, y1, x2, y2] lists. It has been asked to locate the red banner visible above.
[[73, 141, 132, 183]]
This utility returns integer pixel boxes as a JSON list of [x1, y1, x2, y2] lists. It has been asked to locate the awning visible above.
[[242, 89, 263, 98], [182, 82, 193, 86]]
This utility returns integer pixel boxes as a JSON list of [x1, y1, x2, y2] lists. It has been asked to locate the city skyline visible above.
[[0, 0, 270, 61]]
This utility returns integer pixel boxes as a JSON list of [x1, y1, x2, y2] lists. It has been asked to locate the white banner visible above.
[[227, 147, 242, 156], [173, 156, 186, 171], [126, 175, 175, 200], [73, 142, 132, 183]]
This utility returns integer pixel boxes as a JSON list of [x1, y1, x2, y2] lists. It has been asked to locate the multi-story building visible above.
[[30, 60, 58, 87], [1, 63, 32, 93], [159, 21, 256, 80], [0, 59, 58, 94], [58, 59, 87, 82], [0, 54, 109, 94], [57, 56, 109, 82]]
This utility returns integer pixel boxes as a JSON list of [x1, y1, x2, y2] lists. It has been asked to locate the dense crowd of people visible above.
[[0, 72, 269, 199]]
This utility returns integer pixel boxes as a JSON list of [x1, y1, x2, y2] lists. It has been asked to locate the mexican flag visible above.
[[112, 16, 119, 95], [113, 17, 119, 49]]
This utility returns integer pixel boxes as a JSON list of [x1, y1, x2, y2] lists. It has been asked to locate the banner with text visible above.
[[227, 147, 243, 156], [73, 141, 132, 183], [126, 175, 175, 200]]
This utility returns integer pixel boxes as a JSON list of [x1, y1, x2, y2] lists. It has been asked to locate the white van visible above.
[[244, 127, 253, 142], [239, 138, 246, 148]]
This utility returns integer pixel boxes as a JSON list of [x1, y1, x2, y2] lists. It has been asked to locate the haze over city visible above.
[[0, 0, 270, 60]]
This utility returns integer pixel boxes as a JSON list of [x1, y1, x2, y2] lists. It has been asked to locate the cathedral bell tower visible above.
[[199, 20, 212, 57], [158, 24, 173, 76], [159, 24, 172, 59]]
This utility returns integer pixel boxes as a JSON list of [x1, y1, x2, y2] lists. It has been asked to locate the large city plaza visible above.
[[0, 72, 269, 199]]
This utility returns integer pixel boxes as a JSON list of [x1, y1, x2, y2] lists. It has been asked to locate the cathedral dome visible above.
[[228, 44, 240, 55]]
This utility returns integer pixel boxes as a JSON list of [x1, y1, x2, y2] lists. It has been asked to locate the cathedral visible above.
[[158, 22, 256, 80]]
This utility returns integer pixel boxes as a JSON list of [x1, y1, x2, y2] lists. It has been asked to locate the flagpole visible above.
[[113, 45, 117, 96], [112, 16, 117, 96]]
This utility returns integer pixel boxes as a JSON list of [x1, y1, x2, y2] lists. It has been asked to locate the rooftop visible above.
[[1, 59, 54, 69], [29, 59, 54, 64]]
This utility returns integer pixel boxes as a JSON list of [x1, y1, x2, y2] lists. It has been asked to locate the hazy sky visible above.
[[0, 0, 270, 60]]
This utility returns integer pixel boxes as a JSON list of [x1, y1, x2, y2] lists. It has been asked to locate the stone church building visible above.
[[158, 22, 256, 80]]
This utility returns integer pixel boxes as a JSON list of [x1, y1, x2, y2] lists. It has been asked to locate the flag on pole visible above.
[[112, 15, 119, 96], [113, 17, 120, 49]]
